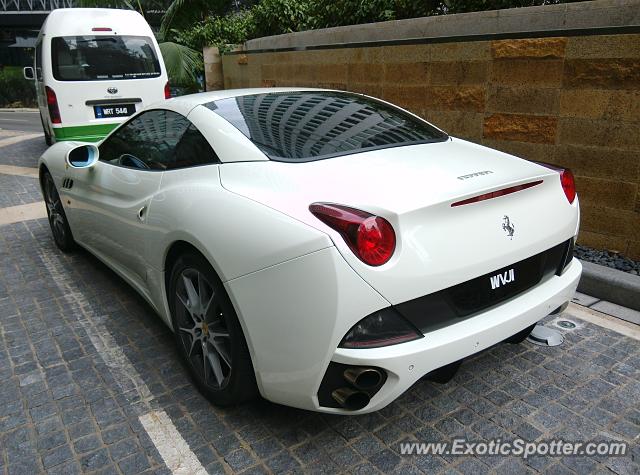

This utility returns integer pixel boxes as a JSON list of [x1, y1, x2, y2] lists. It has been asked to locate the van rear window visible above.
[[51, 35, 161, 81]]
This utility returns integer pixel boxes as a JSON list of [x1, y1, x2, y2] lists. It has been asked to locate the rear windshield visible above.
[[206, 91, 448, 162], [51, 35, 161, 81]]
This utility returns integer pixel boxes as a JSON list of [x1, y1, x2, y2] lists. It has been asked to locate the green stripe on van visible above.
[[53, 123, 119, 142]]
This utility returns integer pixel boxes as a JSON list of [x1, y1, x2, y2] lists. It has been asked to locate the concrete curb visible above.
[[577, 260, 640, 311], [0, 108, 39, 112]]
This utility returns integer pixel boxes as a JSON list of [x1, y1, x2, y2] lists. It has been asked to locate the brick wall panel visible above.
[[491, 38, 566, 59], [565, 34, 640, 59], [575, 176, 637, 210], [563, 59, 640, 89], [559, 118, 640, 150], [428, 86, 486, 112], [428, 61, 489, 85], [487, 86, 560, 114], [491, 59, 564, 87], [578, 231, 630, 255], [483, 114, 557, 144], [555, 145, 640, 182], [559, 89, 640, 121], [222, 33, 640, 256]]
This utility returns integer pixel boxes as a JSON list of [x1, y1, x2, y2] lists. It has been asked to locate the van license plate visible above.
[[94, 104, 135, 119]]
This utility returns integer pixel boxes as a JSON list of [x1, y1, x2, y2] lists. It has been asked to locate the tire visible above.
[[504, 323, 536, 344], [42, 171, 76, 252], [168, 252, 258, 406]]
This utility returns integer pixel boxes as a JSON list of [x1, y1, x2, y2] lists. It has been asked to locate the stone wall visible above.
[[220, 29, 640, 259]]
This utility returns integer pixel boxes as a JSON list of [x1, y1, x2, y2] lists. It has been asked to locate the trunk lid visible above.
[[220, 138, 579, 304]]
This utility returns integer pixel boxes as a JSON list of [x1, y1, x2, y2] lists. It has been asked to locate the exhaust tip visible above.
[[343, 367, 383, 390], [331, 387, 370, 411]]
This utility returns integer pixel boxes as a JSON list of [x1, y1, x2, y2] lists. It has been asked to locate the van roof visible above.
[[42, 8, 152, 37]]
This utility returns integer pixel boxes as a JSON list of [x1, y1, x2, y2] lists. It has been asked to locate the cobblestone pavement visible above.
[[0, 133, 639, 475]]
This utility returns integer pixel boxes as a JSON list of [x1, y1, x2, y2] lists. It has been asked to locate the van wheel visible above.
[[40, 115, 52, 146]]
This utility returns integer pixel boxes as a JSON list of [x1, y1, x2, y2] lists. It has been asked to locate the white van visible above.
[[24, 8, 169, 144]]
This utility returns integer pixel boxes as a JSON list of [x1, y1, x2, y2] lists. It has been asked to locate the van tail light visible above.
[[45, 86, 61, 124], [310, 203, 396, 266], [164, 81, 171, 99], [536, 162, 576, 204]]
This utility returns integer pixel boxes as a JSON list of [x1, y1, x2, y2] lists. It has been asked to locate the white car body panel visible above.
[[38, 88, 581, 413], [219, 137, 579, 304], [225, 246, 390, 407]]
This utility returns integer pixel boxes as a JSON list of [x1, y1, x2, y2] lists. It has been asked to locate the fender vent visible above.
[[62, 178, 74, 189]]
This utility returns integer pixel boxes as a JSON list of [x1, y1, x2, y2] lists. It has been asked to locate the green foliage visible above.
[[158, 41, 202, 89], [160, 0, 230, 39], [172, 10, 255, 50], [0, 68, 36, 108], [249, 0, 311, 38], [172, 0, 449, 50]]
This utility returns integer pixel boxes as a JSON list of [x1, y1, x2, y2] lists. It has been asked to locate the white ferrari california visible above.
[[39, 88, 581, 413]]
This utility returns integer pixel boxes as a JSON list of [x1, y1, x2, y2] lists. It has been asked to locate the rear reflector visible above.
[[45, 86, 61, 124], [451, 180, 543, 207], [92, 27, 112, 31]]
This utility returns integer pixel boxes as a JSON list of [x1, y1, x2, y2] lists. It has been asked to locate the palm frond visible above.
[[160, 0, 190, 38], [159, 41, 201, 85]]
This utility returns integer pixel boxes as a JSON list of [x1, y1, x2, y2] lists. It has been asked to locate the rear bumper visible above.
[[329, 258, 581, 413], [229, 243, 581, 414]]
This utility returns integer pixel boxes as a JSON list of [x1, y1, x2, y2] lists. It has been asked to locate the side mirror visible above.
[[66, 144, 99, 169], [23, 67, 35, 80]]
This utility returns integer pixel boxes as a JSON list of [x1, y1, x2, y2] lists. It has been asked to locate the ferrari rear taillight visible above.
[[45, 86, 61, 124], [164, 81, 171, 99], [536, 162, 576, 204], [310, 203, 396, 266], [559, 168, 576, 204]]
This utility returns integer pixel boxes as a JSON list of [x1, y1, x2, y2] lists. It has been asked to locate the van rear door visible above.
[[49, 34, 166, 139]]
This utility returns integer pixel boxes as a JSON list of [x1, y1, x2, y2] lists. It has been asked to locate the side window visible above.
[[99, 110, 189, 170], [171, 124, 220, 169]]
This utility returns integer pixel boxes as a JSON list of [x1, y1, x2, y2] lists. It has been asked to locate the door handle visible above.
[[137, 205, 147, 222]]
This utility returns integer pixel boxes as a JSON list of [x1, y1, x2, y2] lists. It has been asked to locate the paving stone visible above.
[[79, 448, 111, 472], [73, 434, 102, 454], [41, 444, 74, 469], [117, 453, 150, 475], [1, 157, 640, 475], [225, 448, 257, 472], [266, 450, 301, 472]]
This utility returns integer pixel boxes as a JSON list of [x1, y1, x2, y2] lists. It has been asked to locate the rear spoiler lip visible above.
[[450, 180, 544, 207]]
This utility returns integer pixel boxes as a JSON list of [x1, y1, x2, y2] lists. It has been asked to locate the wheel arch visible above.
[[163, 240, 214, 294], [162, 238, 263, 391], [38, 163, 50, 191]]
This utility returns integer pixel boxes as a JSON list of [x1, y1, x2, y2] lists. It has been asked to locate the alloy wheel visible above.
[[175, 268, 232, 389], [44, 174, 66, 244]]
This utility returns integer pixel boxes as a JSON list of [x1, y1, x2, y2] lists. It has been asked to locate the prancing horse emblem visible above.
[[502, 215, 515, 239]]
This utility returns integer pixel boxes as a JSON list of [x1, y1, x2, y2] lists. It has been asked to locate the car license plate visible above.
[[94, 104, 135, 119]]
